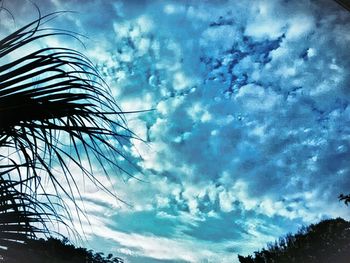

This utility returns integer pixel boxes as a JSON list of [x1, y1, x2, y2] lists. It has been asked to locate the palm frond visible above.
[[0, 12, 139, 243], [334, 0, 350, 12], [0, 177, 49, 247]]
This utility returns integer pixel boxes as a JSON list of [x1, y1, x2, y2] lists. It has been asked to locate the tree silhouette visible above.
[[238, 218, 350, 263], [0, 9, 139, 259], [2, 237, 124, 263]]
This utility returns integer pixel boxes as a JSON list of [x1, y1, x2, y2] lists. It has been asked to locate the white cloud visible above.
[[235, 84, 282, 111], [92, 225, 235, 263]]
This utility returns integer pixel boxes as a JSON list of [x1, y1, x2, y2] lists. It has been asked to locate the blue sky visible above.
[[2, 0, 350, 262]]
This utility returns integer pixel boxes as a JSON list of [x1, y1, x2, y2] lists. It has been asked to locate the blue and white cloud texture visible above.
[[3, 0, 350, 262]]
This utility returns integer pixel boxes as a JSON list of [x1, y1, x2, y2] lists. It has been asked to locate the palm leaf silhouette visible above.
[[0, 177, 52, 250], [335, 0, 350, 12], [0, 11, 138, 247]]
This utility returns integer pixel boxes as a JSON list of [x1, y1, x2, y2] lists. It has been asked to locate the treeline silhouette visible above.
[[238, 218, 350, 263], [1, 237, 123, 263]]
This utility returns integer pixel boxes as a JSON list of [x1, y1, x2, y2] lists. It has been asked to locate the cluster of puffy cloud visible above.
[[3, 0, 350, 262]]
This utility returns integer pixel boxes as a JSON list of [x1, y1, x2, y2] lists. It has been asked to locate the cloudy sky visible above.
[[2, 0, 350, 262]]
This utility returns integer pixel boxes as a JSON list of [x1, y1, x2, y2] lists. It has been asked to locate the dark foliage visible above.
[[238, 218, 350, 263], [0, 237, 123, 263]]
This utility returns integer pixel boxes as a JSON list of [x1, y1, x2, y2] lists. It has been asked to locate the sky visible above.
[[2, 0, 350, 262]]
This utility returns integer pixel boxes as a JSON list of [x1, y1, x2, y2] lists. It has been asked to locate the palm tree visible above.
[[0, 10, 138, 253]]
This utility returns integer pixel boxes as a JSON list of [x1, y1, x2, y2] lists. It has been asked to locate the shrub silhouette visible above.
[[238, 218, 350, 263]]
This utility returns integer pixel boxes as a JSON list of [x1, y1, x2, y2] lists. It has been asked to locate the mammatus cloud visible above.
[[3, 0, 350, 262]]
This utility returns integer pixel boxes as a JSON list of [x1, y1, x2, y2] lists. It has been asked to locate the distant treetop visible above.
[[238, 217, 350, 263]]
